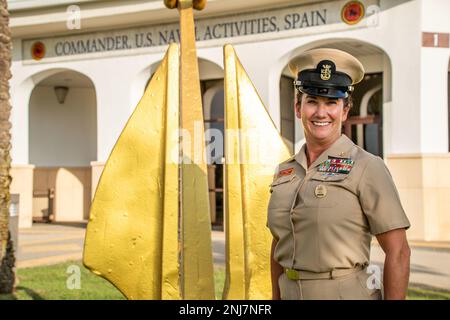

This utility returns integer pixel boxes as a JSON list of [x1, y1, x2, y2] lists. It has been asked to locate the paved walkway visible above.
[[17, 223, 450, 291], [17, 223, 86, 268], [17, 223, 226, 269], [371, 242, 450, 291]]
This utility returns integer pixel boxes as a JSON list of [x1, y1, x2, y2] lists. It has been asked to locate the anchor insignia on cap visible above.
[[321, 64, 332, 81]]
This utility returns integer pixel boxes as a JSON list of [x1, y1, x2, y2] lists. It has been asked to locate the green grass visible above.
[[215, 267, 225, 299], [0, 262, 448, 300], [407, 285, 450, 300], [0, 261, 227, 300], [0, 261, 125, 300]]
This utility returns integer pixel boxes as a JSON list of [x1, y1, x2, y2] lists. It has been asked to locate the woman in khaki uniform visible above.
[[267, 48, 411, 300]]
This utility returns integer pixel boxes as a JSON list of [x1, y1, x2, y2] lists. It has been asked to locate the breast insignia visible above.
[[318, 158, 354, 174], [315, 185, 327, 198]]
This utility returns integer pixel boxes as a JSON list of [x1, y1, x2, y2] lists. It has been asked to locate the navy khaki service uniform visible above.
[[267, 135, 411, 300]]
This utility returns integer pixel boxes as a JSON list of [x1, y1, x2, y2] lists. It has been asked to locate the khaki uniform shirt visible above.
[[267, 135, 410, 273]]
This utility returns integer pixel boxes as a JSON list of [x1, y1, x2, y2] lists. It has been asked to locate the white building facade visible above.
[[7, 0, 450, 241]]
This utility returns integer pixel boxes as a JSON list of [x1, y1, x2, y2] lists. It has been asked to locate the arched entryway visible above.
[[29, 69, 97, 222], [199, 58, 224, 226], [277, 39, 392, 158]]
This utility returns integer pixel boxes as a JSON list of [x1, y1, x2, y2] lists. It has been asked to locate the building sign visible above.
[[341, 1, 365, 25], [23, 0, 379, 62]]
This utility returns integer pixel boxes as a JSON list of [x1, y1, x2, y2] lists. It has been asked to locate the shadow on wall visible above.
[[32, 167, 91, 223]]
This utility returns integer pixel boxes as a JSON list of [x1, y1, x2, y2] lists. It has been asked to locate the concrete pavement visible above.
[[17, 223, 227, 269], [17, 223, 85, 268], [371, 242, 450, 291], [16, 223, 450, 291]]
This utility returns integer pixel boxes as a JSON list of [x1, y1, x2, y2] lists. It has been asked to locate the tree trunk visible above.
[[0, 0, 15, 294]]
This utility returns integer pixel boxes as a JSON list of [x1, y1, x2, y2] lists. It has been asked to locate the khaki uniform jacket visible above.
[[267, 135, 410, 272]]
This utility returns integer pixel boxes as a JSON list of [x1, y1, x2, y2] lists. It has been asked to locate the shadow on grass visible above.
[[0, 286, 45, 300], [15, 286, 45, 300]]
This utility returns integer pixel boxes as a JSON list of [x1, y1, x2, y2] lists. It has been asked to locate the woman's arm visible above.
[[271, 238, 284, 300], [375, 228, 411, 300]]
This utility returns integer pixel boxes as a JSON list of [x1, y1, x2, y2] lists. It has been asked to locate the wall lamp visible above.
[[54, 86, 69, 104]]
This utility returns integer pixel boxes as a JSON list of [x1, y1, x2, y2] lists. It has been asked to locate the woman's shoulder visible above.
[[353, 144, 381, 163], [278, 154, 296, 166], [352, 145, 389, 176], [271, 155, 299, 180]]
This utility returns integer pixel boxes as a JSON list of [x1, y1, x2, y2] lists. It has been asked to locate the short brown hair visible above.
[[296, 91, 353, 109]]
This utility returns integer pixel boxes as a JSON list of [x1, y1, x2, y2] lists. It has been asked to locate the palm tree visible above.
[[0, 0, 15, 294]]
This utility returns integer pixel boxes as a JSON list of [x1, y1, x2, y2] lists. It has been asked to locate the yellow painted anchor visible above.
[[83, 0, 214, 300], [222, 45, 291, 299], [83, 0, 290, 300]]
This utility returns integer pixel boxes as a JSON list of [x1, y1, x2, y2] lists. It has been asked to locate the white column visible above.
[[388, 49, 422, 154], [10, 77, 34, 165], [419, 48, 450, 153], [94, 73, 134, 162], [382, 54, 392, 156]]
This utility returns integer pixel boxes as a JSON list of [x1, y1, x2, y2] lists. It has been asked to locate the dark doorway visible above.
[[344, 73, 383, 157]]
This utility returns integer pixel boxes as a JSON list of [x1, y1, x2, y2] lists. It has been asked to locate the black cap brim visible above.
[[299, 86, 348, 99]]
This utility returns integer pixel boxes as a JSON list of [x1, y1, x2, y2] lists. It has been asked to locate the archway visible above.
[[29, 69, 97, 222], [277, 39, 392, 157], [198, 58, 224, 227], [134, 58, 224, 161]]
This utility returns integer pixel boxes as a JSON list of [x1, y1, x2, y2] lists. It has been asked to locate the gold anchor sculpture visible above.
[[83, 0, 290, 300]]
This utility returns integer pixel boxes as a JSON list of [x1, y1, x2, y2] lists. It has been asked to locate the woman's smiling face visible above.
[[296, 94, 349, 145]]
